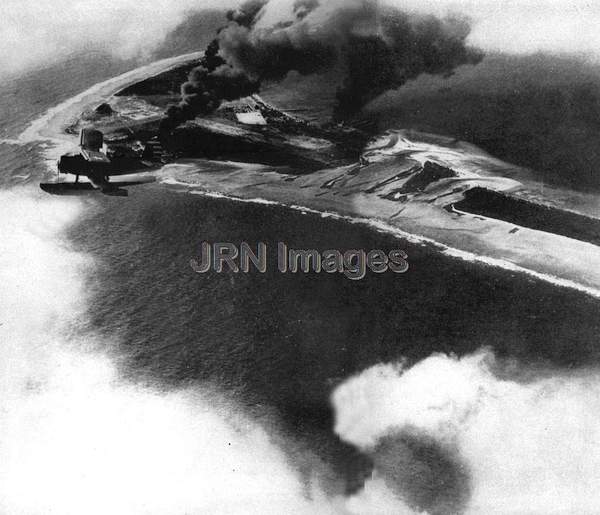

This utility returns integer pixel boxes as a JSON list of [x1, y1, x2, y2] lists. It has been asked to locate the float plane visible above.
[[40, 128, 160, 197]]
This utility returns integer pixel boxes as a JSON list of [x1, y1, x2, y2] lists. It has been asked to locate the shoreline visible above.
[[18, 52, 203, 163], [180, 186, 600, 299], [21, 54, 600, 299], [159, 149, 600, 298]]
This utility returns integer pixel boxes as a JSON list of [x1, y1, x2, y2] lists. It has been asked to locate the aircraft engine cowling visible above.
[[57, 153, 90, 175]]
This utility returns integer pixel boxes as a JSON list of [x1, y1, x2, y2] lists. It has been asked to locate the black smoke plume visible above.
[[226, 0, 268, 27], [333, 9, 482, 118], [164, 0, 482, 128], [367, 53, 600, 192]]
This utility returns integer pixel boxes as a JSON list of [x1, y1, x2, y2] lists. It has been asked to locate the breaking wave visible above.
[[175, 186, 600, 299]]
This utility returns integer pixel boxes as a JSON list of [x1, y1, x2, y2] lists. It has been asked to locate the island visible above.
[[28, 52, 600, 298]]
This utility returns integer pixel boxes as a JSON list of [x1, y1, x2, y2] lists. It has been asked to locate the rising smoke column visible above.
[[333, 7, 483, 118], [162, 1, 267, 130], [163, 39, 260, 128], [164, 0, 482, 128], [163, 0, 331, 129]]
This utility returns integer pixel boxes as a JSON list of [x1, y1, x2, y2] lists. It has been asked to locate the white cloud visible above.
[[3, 0, 600, 77], [333, 350, 600, 514], [0, 0, 236, 76], [387, 0, 600, 56]]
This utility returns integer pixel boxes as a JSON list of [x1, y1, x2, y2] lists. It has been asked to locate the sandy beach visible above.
[[24, 54, 600, 298]]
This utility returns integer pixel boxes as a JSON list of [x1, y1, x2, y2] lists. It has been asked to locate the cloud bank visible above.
[[0, 0, 234, 77], [3, 0, 600, 78], [388, 0, 600, 57], [333, 350, 600, 514]]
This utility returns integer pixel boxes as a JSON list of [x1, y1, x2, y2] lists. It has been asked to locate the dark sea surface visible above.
[[68, 186, 600, 489], [3, 54, 600, 514]]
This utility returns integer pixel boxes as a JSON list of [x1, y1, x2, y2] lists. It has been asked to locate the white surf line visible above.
[[19, 51, 203, 146], [179, 186, 600, 299], [18, 53, 203, 180], [0, 138, 22, 146], [22, 55, 598, 299]]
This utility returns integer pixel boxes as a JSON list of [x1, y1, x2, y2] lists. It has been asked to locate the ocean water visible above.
[[2, 55, 600, 515]]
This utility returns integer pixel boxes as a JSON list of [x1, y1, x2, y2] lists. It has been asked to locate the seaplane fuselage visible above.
[[41, 128, 158, 196]]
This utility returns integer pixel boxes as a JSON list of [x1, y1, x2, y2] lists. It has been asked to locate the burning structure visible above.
[[162, 0, 482, 130], [75, 0, 482, 173]]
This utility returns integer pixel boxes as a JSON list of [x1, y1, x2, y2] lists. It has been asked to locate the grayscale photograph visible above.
[[1, 1, 600, 513]]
